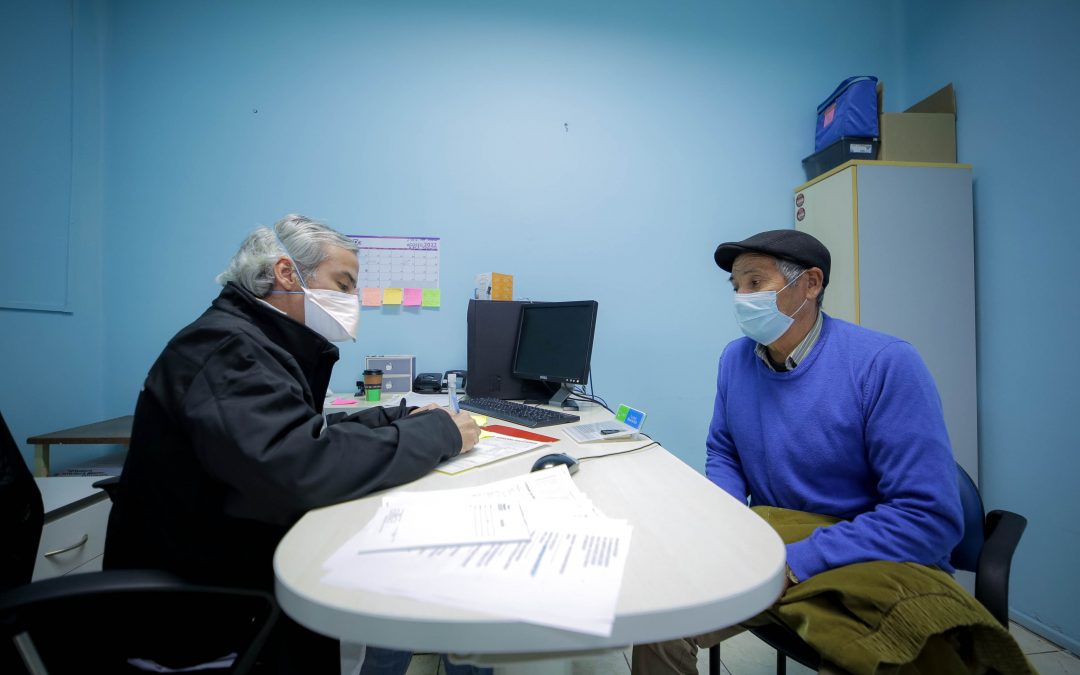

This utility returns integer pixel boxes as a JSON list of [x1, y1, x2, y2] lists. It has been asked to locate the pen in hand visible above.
[[448, 373, 461, 413]]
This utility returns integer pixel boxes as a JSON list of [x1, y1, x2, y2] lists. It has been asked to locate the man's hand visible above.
[[408, 403, 440, 416], [448, 410, 481, 454]]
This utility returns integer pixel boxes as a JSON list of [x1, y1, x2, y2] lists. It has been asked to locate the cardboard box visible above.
[[878, 83, 957, 163], [474, 272, 513, 301]]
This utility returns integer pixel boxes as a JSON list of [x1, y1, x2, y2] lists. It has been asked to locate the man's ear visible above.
[[272, 256, 301, 291], [805, 267, 824, 300]]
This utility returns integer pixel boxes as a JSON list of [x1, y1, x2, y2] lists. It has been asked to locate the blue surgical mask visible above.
[[732, 272, 807, 345]]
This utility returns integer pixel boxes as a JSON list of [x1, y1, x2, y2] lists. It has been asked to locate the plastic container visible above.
[[802, 136, 879, 181]]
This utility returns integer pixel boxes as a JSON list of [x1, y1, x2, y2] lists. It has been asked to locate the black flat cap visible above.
[[714, 229, 831, 287]]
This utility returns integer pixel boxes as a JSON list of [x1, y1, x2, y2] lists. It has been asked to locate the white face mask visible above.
[[300, 286, 359, 342], [271, 237, 360, 342], [732, 272, 807, 345]]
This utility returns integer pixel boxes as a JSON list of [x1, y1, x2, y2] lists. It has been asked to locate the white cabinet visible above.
[[33, 477, 112, 580], [794, 160, 978, 481]]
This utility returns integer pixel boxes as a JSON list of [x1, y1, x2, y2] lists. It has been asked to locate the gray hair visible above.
[[776, 258, 825, 308], [216, 214, 359, 297]]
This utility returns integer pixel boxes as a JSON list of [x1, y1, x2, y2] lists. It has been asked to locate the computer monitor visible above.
[[512, 300, 599, 409]]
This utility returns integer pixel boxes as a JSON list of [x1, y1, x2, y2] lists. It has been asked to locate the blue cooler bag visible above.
[[815, 76, 879, 151]]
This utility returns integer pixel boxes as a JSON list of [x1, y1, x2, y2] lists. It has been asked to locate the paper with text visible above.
[[435, 434, 547, 475], [322, 468, 630, 635], [347, 496, 530, 553]]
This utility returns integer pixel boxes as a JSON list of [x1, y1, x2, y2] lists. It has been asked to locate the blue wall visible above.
[[99, 0, 901, 472], [6, 0, 1078, 651], [901, 0, 1080, 652], [1, 0, 112, 473]]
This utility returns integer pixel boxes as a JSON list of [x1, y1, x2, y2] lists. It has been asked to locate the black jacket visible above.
[[104, 283, 461, 590]]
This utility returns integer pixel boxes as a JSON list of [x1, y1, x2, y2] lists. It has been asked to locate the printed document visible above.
[[435, 433, 548, 475], [323, 514, 632, 636], [322, 467, 631, 635], [347, 496, 531, 553]]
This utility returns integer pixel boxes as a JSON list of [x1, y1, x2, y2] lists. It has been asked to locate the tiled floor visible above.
[[403, 621, 1079, 674]]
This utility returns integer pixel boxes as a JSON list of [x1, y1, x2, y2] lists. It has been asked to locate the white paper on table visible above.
[[392, 465, 600, 518], [322, 513, 633, 636], [323, 467, 602, 570], [345, 495, 531, 554], [435, 434, 548, 475]]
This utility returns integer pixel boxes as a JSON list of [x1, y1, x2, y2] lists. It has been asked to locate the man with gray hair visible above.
[[105, 214, 482, 673]]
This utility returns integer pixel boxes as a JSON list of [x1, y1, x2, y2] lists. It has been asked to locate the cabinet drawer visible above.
[[33, 498, 111, 580], [381, 374, 412, 394], [365, 356, 415, 379]]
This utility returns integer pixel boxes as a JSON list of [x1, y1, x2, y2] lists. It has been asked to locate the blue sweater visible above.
[[706, 314, 963, 581]]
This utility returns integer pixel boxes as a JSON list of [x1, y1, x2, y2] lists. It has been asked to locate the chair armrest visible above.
[[748, 621, 822, 669], [975, 509, 1027, 626], [0, 569, 279, 675], [92, 476, 120, 502]]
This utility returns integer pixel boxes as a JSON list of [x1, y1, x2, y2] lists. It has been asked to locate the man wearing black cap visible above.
[[632, 229, 964, 674]]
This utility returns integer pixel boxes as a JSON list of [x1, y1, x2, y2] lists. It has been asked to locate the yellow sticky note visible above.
[[479, 431, 495, 439], [403, 288, 423, 306], [421, 288, 441, 307], [383, 288, 403, 305], [470, 415, 488, 427], [361, 288, 382, 307]]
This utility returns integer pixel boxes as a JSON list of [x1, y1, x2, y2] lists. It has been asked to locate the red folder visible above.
[[483, 425, 559, 443]]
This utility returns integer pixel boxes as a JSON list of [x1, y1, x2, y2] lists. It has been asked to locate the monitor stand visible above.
[[548, 383, 578, 410]]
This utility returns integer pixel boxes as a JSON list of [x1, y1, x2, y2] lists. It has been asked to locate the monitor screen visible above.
[[512, 300, 598, 387]]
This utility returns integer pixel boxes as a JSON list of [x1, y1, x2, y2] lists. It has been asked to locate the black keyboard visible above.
[[459, 398, 580, 428]]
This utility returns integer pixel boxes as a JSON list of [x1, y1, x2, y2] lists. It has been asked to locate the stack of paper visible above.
[[435, 433, 548, 475], [322, 468, 632, 636]]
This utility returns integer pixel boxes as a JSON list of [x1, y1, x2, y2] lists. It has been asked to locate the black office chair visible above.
[[0, 568, 279, 674], [708, 463, 1028, 675], [0, 411, 45, 593], [0, 427, 278, 674]]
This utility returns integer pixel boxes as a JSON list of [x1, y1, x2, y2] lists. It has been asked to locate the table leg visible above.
[[33, 443, 50, 477], [339, 641, 364, 675]]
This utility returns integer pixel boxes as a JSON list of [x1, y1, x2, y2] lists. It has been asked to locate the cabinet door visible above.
[[795, 167, 859, 323]]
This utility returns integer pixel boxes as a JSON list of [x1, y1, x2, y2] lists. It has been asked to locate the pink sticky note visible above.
[[331, 397, 358, 405], [403, 288, 423, 306], [361, 288, 382, 306]]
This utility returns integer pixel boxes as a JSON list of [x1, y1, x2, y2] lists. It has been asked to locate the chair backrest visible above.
[[0, 569, 279, 675], [954, 462, 989, 574], [950, 463, 985, 573], [0, 411, 44, 593]]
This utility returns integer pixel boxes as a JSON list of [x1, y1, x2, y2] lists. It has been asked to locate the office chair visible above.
[[0, 411, 45, 593], [1, 437, 278, 673], [0, 568, 279, 675], [708, 463, 1028, 675]]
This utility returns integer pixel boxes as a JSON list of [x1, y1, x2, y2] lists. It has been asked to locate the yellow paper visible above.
[[422, 288, 441, 307], [471, 415, 488, 427], [383, 288, 403, 305]]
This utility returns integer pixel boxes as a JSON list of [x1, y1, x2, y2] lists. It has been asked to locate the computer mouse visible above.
[[530, 452, 579, 475]]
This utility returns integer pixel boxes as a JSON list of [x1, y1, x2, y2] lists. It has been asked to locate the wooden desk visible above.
[[274, 404, 786, 665], [27, 415, 134, 477]]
